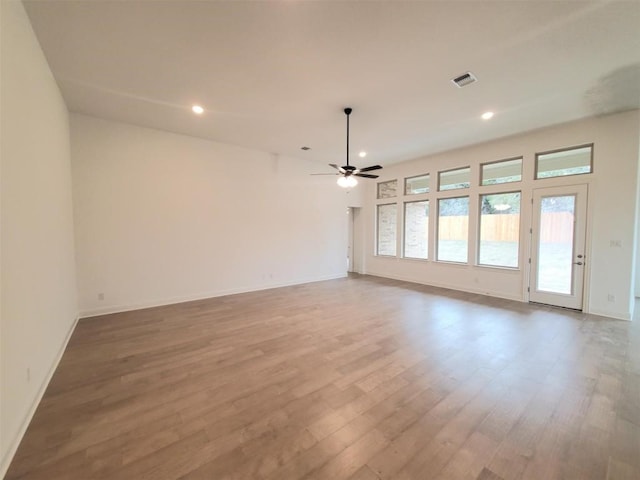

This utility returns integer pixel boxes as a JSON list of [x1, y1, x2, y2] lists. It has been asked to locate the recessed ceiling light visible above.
[[482, 111, 494, 120], [359, 151, 367, 158], [192, 105, 204, 115]]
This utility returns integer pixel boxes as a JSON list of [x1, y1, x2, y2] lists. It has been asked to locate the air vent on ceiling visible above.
[[451, 72, 477, 88]]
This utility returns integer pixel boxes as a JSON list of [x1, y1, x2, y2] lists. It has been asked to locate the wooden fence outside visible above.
[[438, 212, 573, 242]]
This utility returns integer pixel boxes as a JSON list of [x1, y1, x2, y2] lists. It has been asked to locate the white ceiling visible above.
[[24, 1, 640, 167]]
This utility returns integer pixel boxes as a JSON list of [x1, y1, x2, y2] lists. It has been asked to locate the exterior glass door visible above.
[[530, 185, 587, 309]]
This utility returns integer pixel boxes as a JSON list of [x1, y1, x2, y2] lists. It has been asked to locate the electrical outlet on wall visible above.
[[607, 294, 616, 302], [98, 293, 104, 301], [27, 367, 31, 382]]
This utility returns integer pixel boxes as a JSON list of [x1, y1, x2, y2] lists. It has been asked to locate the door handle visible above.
[[577, 254, 583, 258], [573, 262, 583, 266]]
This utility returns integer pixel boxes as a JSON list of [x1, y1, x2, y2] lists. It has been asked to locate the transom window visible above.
[[481, 157, 522, 185], [439, 167, 470, 191], [377, 180, 398, 199], [405, 174, 430, 195], [536, 144, 593, 179]]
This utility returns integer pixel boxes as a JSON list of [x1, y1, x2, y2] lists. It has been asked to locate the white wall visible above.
[[71, 114, 351, 316], [0, 0, 78, 475], [364, 110, 640, 320], [635, 121, 640, 299]]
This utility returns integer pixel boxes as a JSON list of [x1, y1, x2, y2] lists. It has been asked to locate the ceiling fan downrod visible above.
[[309, 106, 381, 186], [345, 107, 352, 168]]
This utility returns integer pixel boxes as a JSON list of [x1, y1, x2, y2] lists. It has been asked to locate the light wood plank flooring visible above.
[[6, 274, 640, 479]]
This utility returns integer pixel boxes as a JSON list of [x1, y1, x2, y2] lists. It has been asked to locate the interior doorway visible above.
[[529, 184, 588, 310], [348, 207, 363, 273]]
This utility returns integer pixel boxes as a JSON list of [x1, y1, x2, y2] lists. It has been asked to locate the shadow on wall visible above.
[[584, 63, 640, 116]]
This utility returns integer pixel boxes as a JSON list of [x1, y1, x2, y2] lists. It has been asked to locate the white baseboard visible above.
[[79, 273, 348, 318], [364, 271, 524, 303], [586, 308, 632, 321], [0, 314, 80, 479], [367, 271, 634, 321]]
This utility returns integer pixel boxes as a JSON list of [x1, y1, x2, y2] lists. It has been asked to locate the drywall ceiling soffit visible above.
[[23, 1, 640, 165]]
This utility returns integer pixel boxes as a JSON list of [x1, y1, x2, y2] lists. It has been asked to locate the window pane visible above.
[[377, 180, 398, 199], [377, 204, 397, 256], [404, 201, 428, 259], [437, 197, 468, 262], [439, 167, 470, 191], [537, 195, 575, 294], [405, 174, 430, 195], [479, 192, 521, 267], [481, 158, 522, 185], [536, 145, 592, 179]]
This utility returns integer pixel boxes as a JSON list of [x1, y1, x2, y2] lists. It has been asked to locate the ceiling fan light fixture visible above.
[[337, 176, 358, 188], [311, 107, 381, 183]]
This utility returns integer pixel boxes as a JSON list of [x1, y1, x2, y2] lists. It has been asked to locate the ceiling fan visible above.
[[312, 107, 382, 187]]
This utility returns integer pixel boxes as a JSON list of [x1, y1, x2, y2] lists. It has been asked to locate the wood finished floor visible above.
[[6, 274, 640, 480]]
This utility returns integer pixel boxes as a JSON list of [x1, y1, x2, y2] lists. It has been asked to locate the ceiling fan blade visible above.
[[310, 173, 339, 176], [354, 173, 379, 179], [358, 165, 383, 173], [329, 163, 346, 174]]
